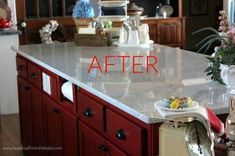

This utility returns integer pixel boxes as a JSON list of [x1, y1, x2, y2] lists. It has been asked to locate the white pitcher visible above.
[[220, 64, 235, 94], [127, 30, 140, 44]]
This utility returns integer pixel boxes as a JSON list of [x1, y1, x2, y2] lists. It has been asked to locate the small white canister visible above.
[[119, 28, 127, 43], [138, 24, 150, 43], [127, 30, 140, 44]]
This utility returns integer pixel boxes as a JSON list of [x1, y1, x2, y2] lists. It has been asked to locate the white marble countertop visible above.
[[12, 42, 229, 124]]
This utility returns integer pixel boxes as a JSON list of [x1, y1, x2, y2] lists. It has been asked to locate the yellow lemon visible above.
[[170, 99, 179, 109]]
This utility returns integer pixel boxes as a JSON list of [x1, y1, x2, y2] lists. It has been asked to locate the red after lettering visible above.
[[87, 55, 103, 73]]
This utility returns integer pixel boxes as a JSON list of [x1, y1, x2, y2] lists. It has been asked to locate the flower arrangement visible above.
[[194, 11, 235, 84], [72, 0, 95, 18]]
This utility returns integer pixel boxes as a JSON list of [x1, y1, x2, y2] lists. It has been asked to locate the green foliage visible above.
[[205, 56, 224, 84], [193, 27, 235, 84]]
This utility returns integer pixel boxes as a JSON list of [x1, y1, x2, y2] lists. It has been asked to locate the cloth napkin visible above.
[[206, 107, 225, 137]]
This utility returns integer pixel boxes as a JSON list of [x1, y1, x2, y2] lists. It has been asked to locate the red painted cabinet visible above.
[[17, 77, 46, 156], [107, 109, 144, 156], [106, 141, 128, 156], [79, 121, 127, 156], [16, 56, 27, 78], [16, 55, 153, 156], [17, 77, 33, 148], [79, 121, 106, 156], [77, 92, 105, 133], [44, 95, 78, 156]]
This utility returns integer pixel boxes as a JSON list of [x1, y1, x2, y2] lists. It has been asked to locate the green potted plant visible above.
[[194, 10, 235, 90]]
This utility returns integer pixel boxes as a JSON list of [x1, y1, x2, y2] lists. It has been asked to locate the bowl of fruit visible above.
[[155, 96, 199, 112]]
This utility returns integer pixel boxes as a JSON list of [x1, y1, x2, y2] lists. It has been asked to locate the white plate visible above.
[[113, 40, 154, 48], [98, 1, 129, 7], [154, 100, 199, 112]]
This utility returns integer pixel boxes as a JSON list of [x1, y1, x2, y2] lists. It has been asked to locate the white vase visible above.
[[220, 64, 235, 94]]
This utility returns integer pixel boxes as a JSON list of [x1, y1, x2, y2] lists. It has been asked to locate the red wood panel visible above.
[[79, 121, 106, 156], [106, 141, 127, 156], [31, 86, 45, 156], [77, 92, 105, 134], [16, 55, 28, 78], [106, 109, 144, 156], [28, 62, 42, 89], [44, 96, 63, 156], [17, 77, 33, 148], [62, 108, 79, 156]]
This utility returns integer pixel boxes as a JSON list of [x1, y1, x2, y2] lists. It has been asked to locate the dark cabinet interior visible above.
[[131, 0, 181, 17]]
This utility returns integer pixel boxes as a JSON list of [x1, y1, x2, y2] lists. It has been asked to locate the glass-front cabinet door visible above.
[[16, 0, 77, 44]]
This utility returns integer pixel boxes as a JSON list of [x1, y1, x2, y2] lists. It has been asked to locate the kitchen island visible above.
[[12, 42, 229, 156]]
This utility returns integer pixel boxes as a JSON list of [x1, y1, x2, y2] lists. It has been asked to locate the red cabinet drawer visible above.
[[77, 92, 104, 133], [107, 109, 144, 156], [28, 62, 42, 89], [16, 56, 27, 78]]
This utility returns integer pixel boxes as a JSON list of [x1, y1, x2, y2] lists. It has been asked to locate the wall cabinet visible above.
[[142, 18, 185, 48], [156, 19, 182, 47]]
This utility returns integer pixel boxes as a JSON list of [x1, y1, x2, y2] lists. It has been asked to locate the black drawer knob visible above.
[[52, 108, 60, 114], [116, 129, 126, 140], [17, 65, 23, 71], [31, 73, 36, 80], [24, 86, 31, 91], [98, 144, 108, 152], [84, 108, 93, 117]]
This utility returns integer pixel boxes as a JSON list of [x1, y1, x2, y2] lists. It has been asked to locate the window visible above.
[[25, 0, 77, 19]]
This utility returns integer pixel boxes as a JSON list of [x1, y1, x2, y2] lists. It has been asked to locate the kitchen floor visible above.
[[0, 114, 25, 156]]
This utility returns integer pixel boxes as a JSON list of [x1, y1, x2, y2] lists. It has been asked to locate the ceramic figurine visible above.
[[39, 20, 59, 44]]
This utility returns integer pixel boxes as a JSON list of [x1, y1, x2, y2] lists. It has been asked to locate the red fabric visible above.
[[206, 107, 225, 137]]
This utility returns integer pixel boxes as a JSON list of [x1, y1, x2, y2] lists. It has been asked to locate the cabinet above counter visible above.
[[12, 42, 229, 124], [142, 17, 186, 48]]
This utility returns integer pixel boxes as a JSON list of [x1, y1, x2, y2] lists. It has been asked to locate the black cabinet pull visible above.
[[31, 73, 36, 79], [98, 144, 108, 152], [24, 86, 31, 91], [17, 65, 23, 71], [52, 108, 60, 114], [116, 129, 126, 140], [83, 108, 93, 117]]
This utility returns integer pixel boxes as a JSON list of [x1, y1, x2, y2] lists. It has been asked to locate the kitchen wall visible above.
[[182, 0, 223, 51], [0, 0, 19, 115], [7, 0, 17, 26]]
